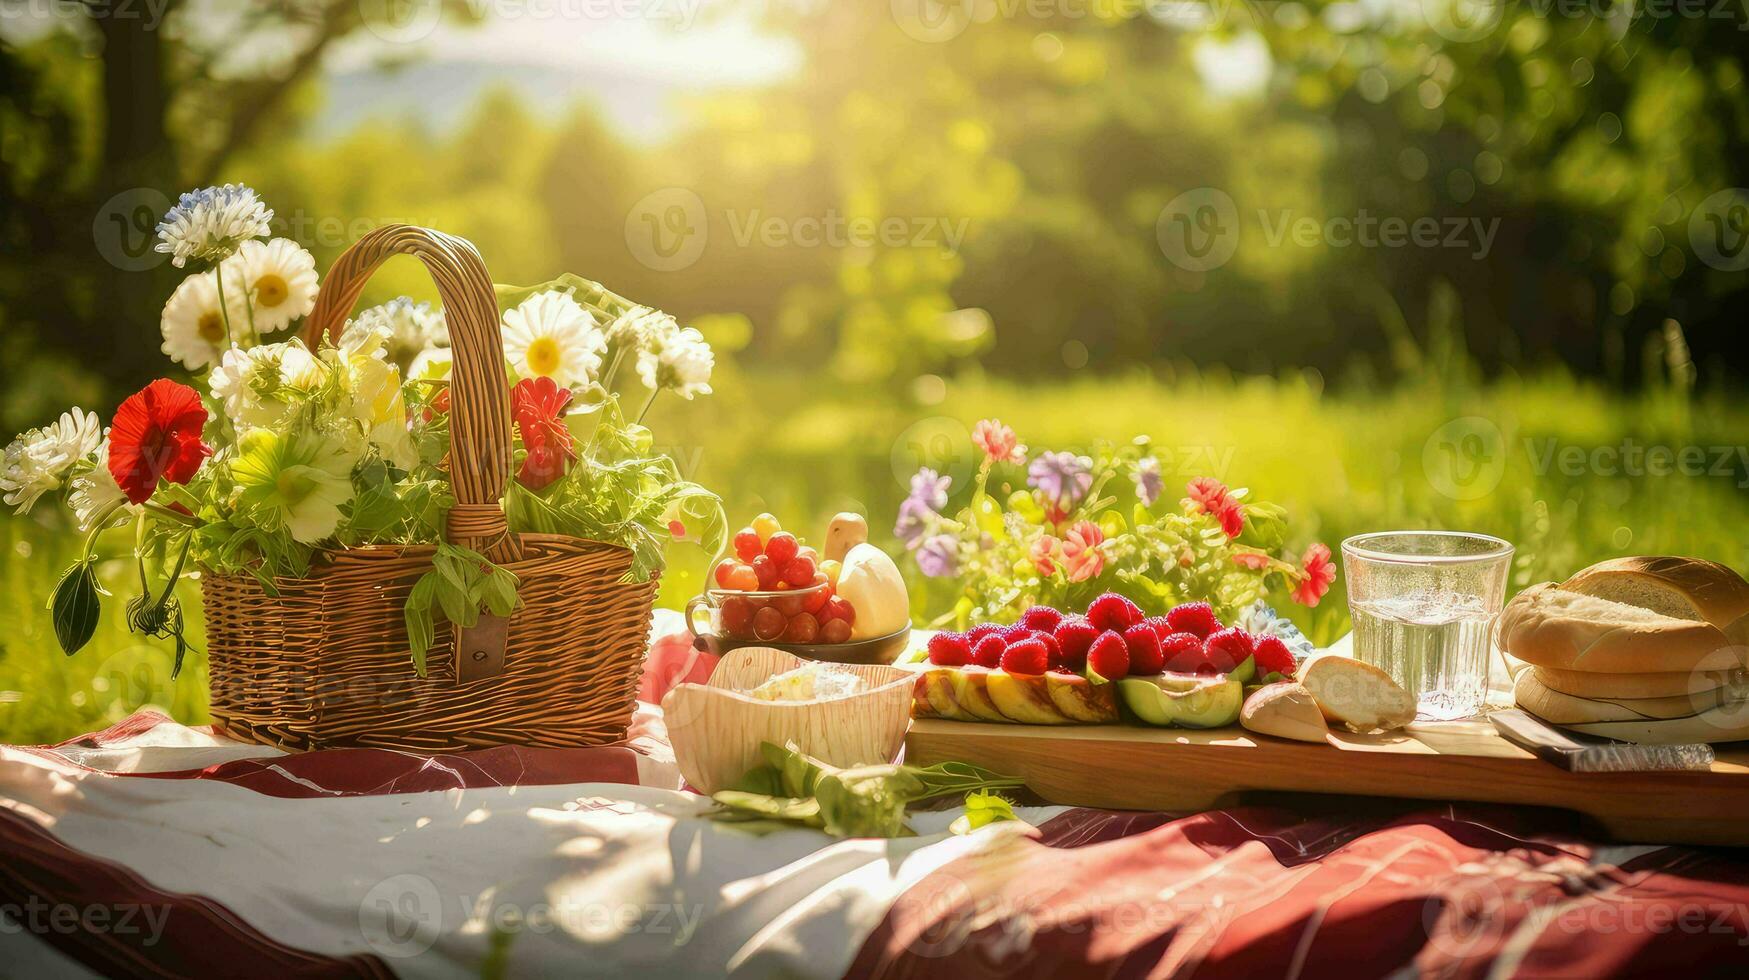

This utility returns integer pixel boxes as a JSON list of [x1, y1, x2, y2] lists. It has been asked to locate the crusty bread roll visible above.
[[1298, 655, 1416, 733], [1532, 664, 1742, 700], [1498, 582, 1745, 674], [1513, 668, 1730, 725], [1561, 556, 1749, 629], [1239, 682, 1329, 743]]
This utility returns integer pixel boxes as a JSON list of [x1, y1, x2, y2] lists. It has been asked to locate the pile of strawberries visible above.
[[926, 593, 1297, 681]]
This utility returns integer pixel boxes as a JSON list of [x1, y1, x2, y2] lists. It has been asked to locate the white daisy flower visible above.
[[159, 272, 231, 370], [1, 408, 103, 514], [223, 238, 318, 335], [501, 290, 605, 388], [209, 341, 328, 428], [70, 439, 135, 532], [343, 297, 447, 374], [636, 321, 715, 400], [154, 184, 274, 268]]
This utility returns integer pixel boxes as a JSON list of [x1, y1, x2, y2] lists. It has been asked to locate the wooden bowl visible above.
[[660, 647, 916, 794]]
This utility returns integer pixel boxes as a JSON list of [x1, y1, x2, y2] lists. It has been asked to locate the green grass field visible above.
[[5, 367, 1746, 744]]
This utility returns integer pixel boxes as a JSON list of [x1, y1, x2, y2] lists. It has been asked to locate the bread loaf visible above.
[[1532, 664, 1743, 700], [1561, 556, 1749, 629], [1497, 582, 1745, 674], [1512, 669, 1731, 725]]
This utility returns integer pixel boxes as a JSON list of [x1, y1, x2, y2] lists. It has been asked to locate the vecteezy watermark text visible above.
[[1526, 437, 1749, 487], [1, 897, 171, 946]]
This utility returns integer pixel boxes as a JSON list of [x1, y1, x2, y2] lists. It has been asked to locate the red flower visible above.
[[1183, 476, 1232, 513], [108, 379, 212, 504], [511, 377, 577, 491], [1029, 534, 1060, 576], [1215, 501, 1245, 538], [1293, 543, 1337, 607], [972, 418, 1026, 465]]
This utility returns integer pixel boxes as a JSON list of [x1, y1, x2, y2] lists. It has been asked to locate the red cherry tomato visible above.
[[764, 532, 799, 566], [719, 596, 755, 637], [782, 612, 820, 644], [713, 559, 739, 589], [825, 597, 856, 625], [724, 565, 759, 592], [797, 546, 819, 564], [773, 590, 808, 617], [733, 528, 762, 562], [751, 555, 779, 590], [819, 618, 853, 644], [752, 606, 786, 641], [781, 555, 816, 586], [802, 583, 831, 615]]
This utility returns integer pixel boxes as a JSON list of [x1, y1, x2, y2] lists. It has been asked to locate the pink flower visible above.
[[1231, 550, 1270, 570], [1183, 476, 1236, 516], [1293, 543, 1337, 607], [1061, 520, 1106, 583], [1029, 535, 1060, 576], [973, 418, 1026, 466]]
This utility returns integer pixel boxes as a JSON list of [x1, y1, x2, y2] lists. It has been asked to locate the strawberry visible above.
[[1166, 602, 1220, 639], [1052, 616, 1098, 670], [1087, 592, 1142, 633], [927, 632, 971, 667], [1203, 627, 1256, 673], [1001, 637, 1050, 675], [1030, 629, 1062, 665], [1142, 616, 1175, 641], [1086, 630, 1130, 680], [971, 633, 1007, 668], [1252, 634, 1295, 680], [1161, 632, 1214, 674], [1123, 624, 1165, 675], [1020, 605, 1064, 634]]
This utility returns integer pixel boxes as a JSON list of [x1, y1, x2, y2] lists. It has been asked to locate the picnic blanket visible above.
[[5, 621, 1749, 978]]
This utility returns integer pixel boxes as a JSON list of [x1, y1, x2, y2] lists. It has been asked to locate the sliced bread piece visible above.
[[1297, 655, 1416, 733]]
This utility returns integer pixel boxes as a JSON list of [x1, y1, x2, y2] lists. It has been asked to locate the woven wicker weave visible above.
[[202, 225, 656, 751]]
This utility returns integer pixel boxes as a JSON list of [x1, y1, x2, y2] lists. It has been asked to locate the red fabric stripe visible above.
[[49, 709, 175, 749], [0, 809, 390, 979], [845, 804, 1749, 979]]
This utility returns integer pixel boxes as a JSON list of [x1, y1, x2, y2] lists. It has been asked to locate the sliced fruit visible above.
[[986, 671, 1068, 724], [1226, 654, 1256, 686], [1117, 674, 1243, 728], [1046, 673, 1120, 723], [949, 668, 1008, 722]]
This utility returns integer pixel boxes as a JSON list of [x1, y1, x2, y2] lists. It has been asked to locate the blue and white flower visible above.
[[154, 184, 274, 268]]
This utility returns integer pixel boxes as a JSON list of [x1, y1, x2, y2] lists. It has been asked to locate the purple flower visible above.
[[908, 467, 951, 511], [1027, 451, 1092, 512], [917, 534, 959, 578], [1133, 456, 1163, 507], [894, 496, 933, 549]]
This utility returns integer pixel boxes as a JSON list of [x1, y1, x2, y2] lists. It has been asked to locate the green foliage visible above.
[[710, 741, 1026, 838], [403, 543, 521, 676]]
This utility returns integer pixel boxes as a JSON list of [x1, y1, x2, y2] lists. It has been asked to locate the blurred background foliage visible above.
[[2, 0, 1747, 740]]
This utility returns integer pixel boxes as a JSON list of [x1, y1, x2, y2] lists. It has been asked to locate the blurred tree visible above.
[[0, 0, 480, 427]]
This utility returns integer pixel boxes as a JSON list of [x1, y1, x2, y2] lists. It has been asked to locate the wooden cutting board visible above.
[[904, 717, 1749, 846]]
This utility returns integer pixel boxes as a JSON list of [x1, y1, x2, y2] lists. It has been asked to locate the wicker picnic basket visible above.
[[201, 225, 657, 752]]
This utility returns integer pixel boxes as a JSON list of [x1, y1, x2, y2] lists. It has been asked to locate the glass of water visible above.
[[1341, 531, 1514, 721]]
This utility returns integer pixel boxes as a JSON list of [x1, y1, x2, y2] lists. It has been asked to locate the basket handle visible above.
[[303, 225, 521, 681]]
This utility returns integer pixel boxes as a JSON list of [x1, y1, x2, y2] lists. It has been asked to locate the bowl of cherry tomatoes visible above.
[[684, 514, 909, 665]]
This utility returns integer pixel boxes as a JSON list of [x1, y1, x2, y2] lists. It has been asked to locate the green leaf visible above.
[[404, 575, 438, 676], [49, 559, 103, 656]]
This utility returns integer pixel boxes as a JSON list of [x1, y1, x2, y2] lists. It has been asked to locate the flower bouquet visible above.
[[1, 186, 723, 750], [895, 419, 1335, 628]]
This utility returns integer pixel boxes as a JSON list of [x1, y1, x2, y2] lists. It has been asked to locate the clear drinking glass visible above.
[[1341, 531, 1514, 721]]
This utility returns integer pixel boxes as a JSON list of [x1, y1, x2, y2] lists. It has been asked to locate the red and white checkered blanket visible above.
[[5, 623, 1749, 977]]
